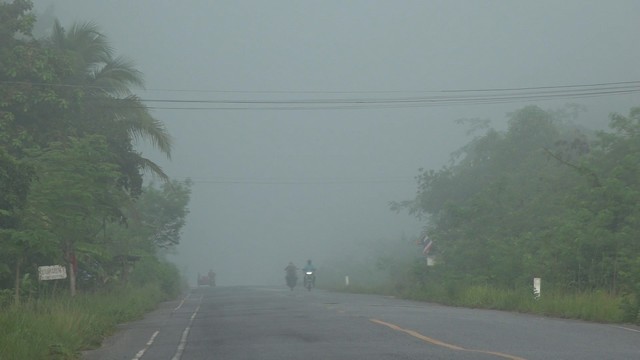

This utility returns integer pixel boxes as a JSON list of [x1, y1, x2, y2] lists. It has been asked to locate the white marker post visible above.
[[345, 276, 350, 287], [533, 277, 541, 299], [426, 256, 435, 266]]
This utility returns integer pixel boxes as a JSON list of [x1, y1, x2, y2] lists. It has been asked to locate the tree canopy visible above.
[[0, 1, 189, 300], [398, 105, 640, 306]]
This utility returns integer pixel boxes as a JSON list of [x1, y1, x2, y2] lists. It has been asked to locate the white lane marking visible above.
[[173, 293, 190, 312], [171, 296, 203, 360], [131, 330, 159, 360], [612, 325, 640, 333]]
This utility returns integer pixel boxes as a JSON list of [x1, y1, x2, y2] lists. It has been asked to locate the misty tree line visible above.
[[0, 1, 190, 302], [393, 104, 640, 304]]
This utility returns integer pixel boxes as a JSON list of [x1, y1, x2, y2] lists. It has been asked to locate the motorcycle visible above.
[[303, 271, 315, 291], [286, 273, 297, 291]]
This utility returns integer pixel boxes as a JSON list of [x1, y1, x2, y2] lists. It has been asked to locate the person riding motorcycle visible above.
[[302, 259, 316, 287], [284, 262, 298, 290]]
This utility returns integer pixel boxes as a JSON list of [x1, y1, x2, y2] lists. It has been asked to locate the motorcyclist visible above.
[[302, 259, 316, 287], [285, 261, 298, 274], [284, 262, 298, 290]]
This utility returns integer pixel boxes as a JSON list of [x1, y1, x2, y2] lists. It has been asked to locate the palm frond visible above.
[[112, 96, 173, 158], [135, 155, 169, 182], [49, 19, 66, 49], [65, 21, 113, 65], [90, 56, 145, 96], [46, 20, 115, 88]]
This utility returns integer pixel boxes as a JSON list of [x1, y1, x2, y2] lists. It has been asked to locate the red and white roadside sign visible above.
[[38, 265, 67, 281]]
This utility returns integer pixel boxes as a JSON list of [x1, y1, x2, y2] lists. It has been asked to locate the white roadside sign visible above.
[[38, 265, 67, 281]]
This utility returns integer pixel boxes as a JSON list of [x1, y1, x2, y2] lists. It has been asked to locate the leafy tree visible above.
[[401, 106, 600, 289], [0, 0, 73, 301], [137, 180, 192, 250], [23, 136, 123, 296], [0, 147, 34, 299], [95, 180, 192, 286], [0, 0, 34, 43], [585, 108, 640, 295]]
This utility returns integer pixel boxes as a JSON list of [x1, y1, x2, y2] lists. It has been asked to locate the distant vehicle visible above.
[[197, 271, 216, 286]]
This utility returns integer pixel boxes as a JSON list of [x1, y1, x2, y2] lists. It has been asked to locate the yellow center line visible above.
[[370, 318, 527, 360]]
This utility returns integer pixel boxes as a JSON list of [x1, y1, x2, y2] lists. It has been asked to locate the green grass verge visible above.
[[0, 283, 168, 360], [407, 284, 626, 323], [335, 282, 628, 324]]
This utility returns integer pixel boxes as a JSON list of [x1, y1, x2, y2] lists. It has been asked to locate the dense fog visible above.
[[30, 0, 640, 285]]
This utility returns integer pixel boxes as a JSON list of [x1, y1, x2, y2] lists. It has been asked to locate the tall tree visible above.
[[43, 20, 172, 194], [0, 0, 72, 300], [0, 2, 184, 297]]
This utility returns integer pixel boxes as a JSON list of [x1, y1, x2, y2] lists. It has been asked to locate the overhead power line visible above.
[[2, 79, 639, 94], [178, 177, 416, 185], [1, 80, 639, 110]]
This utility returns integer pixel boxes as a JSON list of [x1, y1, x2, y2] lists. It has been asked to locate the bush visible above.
[[0, 288, 13, 308], [129, 257, 183, 299]]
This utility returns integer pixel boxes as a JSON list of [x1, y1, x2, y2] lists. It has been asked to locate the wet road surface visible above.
[[83, 286, 640, 360]]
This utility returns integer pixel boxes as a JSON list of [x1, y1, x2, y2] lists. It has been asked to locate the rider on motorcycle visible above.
[[302, 259, 316, 287], [285, 261, 298, 289], [285, 261, 298, 274]]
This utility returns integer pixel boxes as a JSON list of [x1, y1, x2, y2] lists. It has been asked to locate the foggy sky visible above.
[[32, 1, 640, 285]]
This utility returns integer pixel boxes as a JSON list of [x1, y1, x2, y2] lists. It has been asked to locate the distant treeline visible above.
[[327, 104, 640, 323], [388, 104, 640, 322]]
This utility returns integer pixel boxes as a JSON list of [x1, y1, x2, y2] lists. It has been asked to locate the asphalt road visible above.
[[83, 286, 640, 360]]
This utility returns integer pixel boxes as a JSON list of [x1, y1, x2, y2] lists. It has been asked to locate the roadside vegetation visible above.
[[323, 104, 640, 326], [0, 258, 181, 360], [1, 2, 189, 359]]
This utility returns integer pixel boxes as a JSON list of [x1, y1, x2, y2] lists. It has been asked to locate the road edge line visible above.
[[370, 318, 527, 360], [612, 325, 640, 333]]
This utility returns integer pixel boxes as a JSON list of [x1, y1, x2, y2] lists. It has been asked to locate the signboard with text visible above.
[[38, 265, 67, 281]]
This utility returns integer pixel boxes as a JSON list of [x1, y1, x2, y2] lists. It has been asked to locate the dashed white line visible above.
[[173, 293, 190, 312], [131, 330, 159, 360], [171, 296, 203, 360]]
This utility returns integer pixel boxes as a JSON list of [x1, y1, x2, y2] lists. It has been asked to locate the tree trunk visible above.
[[612, 252, 618, 295], [121, 257, 128, 284], [14, 257, 22, 305], [69, 264, 76, 297], [67, 249, 77, 297]]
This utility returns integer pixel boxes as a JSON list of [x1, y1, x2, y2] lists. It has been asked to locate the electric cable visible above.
[[1, 80, 638, 110]]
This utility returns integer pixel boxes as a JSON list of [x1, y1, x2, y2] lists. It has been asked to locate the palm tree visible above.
[[45, 20, 172, 186], [40, 21, 175, 295]]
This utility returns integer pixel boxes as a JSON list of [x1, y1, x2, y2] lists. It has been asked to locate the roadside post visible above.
[[533, 277, 541, 299]]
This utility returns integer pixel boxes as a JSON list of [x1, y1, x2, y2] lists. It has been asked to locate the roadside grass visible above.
[[530, 289, 624, 322], [337, 282, 626, 324], [407, 284, 625, 323], [0, 283, 166, 360]]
